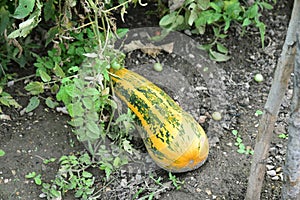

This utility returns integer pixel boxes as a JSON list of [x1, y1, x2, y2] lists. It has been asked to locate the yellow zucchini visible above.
[[110, 68, 209, 172]]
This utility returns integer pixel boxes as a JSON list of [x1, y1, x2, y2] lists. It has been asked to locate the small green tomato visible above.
[[212, 111, 222, 121], [254, 73, 264, 82], [111, 61, 121, 70], [153, 63, 163, 72]]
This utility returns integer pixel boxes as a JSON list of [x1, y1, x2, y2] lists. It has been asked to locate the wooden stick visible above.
[[245, 0, 299, 199], [281, 30, 300, 200]]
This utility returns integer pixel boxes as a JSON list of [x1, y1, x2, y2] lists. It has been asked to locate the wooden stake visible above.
[[245, 0, 299, 199]]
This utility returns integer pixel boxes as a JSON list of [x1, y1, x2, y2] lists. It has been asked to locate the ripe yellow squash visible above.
[[110, 68, 209, 172]]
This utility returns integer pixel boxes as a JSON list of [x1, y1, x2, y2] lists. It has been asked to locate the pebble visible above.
[[276, 167, 282, 173], [205, 188, 212, 195], [275, 155, 283, 162], [120, 178, 127, 187], [266, 165, 275, 170], [226, 142, 233, 147], [271, 176, 280, 181], [267, 170, 276, 176]]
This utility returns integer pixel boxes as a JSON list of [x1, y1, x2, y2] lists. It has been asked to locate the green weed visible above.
[[159, 0, 274, 62], [278, 133, 288, 139], [0, 149, 5, 157], [232, 129, 254, 155]]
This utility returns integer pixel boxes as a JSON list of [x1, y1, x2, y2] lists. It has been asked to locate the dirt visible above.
[[0, 0, 294, 199]]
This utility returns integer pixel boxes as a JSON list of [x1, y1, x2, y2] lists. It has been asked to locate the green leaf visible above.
[[68, 117, 84, 127], [13, 0, 36, 19], [82, 97, 94, 110], [159, 13, 176, 27], [0, 8, 10, 35], [50, 189, 60, 197], [67, 102, 84, 117], [209, 2, 222, 12], [224, 17, 231, 31], [25, 172, 36, 179], [239, 143, 245, 150], [38, 69, 51, 82], [259, 2, 273, 10], [44, 0, 55, 21], [56, 85, 72, 105], [188, 10, 198, 26], [82, 171, 93, 178], [255, 109, 263, 116], [198, 44, 212, 51], [232, 130, 238, 136], [26, 96, 40, 113], [45, 97, 59, 109], [53, 64, 65, 78], [216, 42, 228, 54], [84, 88, 99, 96], [242, 18, 252, 27], [86, 112, 99, 122], [256, 22, 265, 48], [236, 137, 243, 144], [0, 149, 5, 157], [8, 1, 42, 38], [25, 81, 44, 95], [123, 140, 133, 154], [245, 4, 258, 19], [187, 3, 197, 26], [43, 157, 56, 164], [209, 50, 231, 62], [237, 148, 246, 154], [86, 121, 100, 135], [45, 26, 59, 46], [116, 28, 129, 38], [0, 92, 21, 108], [197, 0, 210, 10], [207, 13, 222, 24], [113, 157, 121, 167], [278, 133, 288, 139], [34, 174, 42, 185]]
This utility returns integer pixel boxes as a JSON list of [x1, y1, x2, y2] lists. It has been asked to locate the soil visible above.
[[0, 1, 294, 199]]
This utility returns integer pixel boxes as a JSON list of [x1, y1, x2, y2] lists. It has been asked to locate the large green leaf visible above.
[[13, 0, 36, 19], [25, 81, 44, 95], [26, 96, 40, 112]]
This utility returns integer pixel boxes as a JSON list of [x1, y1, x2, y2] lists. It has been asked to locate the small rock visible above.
[[279, 149, 286, 155], [11, 170, 16, 176], [135, 174, 142, 181], [267, 170, 276, 176], [266, 165, 275, 170], [20, 108, 26, 116], [276, 167, 282, 173], [120, 179, 127, 187], [275, 155, 283, 162], [271, 176, 280, 181], [226, 142, 233, 147], [198, 115, 207, 124], [205, 188, 212, 195]]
